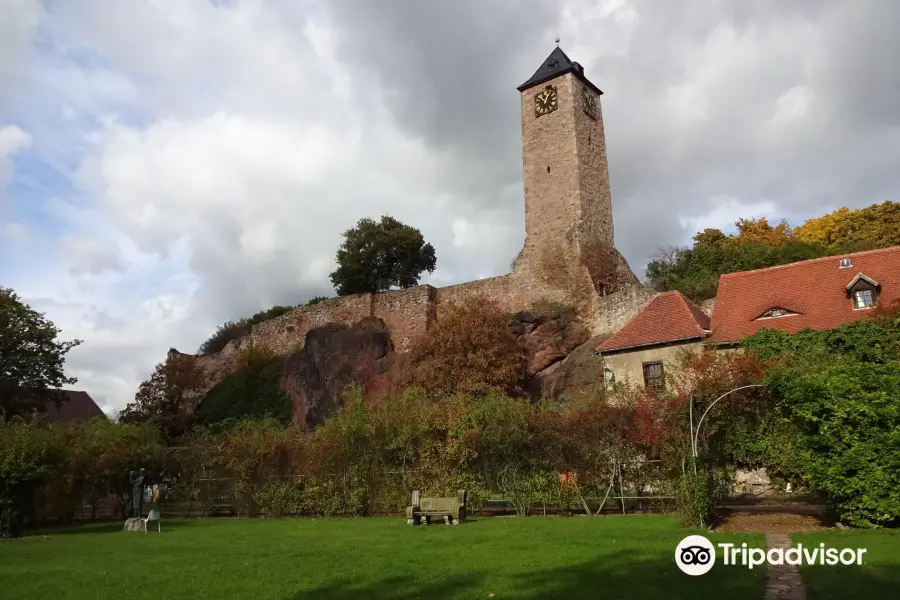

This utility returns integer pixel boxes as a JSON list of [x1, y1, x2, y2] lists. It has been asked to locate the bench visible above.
[[405, 490, 467, 525]]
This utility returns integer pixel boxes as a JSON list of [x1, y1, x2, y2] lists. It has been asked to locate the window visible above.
[[758, 307, 795, 319], [643, 361, 665, 392], [854, 289, 875, 309], [839, 258, 852, 268]]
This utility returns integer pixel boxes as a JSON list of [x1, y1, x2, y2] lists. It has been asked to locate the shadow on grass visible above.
[[282, 550, 764, 600], [28, 519, 195, 537], [803, 564, 900, 600]]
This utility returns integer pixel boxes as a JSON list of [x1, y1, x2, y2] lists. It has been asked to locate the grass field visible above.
[[0, 516, 766, 600], [796, 529, 900, 600]]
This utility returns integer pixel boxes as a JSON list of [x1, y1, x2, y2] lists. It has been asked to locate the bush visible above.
[[404, 296, 528, 397], [768, 360, 900, 527], [197, 354, 292, 425], [531, 299, 575, 319], [198, 320, 251, 354], [743, 316, 900, 365], [247, 305, 294, 326], [0, 419, 66, 537], [40, 418, 165, 523], [676, 468, 728, 528]]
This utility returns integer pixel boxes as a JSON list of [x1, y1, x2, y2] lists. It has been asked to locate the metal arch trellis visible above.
[[688, 384, 767, 470]]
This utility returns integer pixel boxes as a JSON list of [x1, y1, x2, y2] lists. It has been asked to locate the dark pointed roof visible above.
[[42, 391, 107, 423], [517, 46, 603, 95]]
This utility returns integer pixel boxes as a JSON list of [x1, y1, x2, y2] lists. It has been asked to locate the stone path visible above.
[[764, 533, 806, 600]]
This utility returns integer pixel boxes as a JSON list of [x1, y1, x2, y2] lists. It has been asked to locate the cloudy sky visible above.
[[2, 0, 898, 414]]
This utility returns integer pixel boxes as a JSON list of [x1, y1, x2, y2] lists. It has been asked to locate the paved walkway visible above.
[[764, 533, 806, 600]]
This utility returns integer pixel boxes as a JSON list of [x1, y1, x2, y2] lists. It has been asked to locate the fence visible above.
[[57, 459, 677, 522]]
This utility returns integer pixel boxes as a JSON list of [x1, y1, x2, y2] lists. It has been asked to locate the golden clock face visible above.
[[582, 88, 597, 120], [535, 86, 558, 117]]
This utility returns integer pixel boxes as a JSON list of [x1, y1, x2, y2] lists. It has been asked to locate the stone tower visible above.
[[513, 46, 632, 298]]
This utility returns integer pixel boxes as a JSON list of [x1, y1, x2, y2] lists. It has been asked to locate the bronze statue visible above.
[[128, 469, 147, 518]]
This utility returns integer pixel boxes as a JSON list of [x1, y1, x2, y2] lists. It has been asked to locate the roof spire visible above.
[[555, 37, 560, 47], [517, 45, 603, 95]]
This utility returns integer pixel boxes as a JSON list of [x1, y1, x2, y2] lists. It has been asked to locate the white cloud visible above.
[[57, 234, 126, 276], [678, 197, 781, 239], [0, 221, 29, 242], [4, 0, 900, 412], [0, 0, 43, 107], [0, 125, 32, 192]]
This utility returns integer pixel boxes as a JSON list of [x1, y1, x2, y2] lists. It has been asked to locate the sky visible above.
[[2, 0, 899, 415]]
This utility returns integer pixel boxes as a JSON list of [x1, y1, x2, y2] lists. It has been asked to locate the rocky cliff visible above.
[[210, 309, 600, 429]]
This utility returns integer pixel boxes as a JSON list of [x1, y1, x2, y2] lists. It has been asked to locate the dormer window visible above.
[[846, 272, 879, 310], [756, 307, 797, 319]]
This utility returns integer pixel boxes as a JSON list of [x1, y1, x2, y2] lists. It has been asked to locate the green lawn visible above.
[[795, 529, 900, 600], [0, 516, 765, 600]]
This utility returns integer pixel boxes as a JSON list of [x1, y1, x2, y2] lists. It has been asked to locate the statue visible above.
[[128, 468, 147, 518]]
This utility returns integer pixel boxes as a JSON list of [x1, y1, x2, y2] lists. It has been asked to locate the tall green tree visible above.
[[0, 287, 82, 419], [329, 216, 437, 296]]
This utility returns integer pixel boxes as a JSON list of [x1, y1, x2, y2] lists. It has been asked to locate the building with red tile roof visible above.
[[595, 246, 900, 392], [707, 246, 900, 344], [595, 291, 711, 391], [41, 391, 107, 423], [596, 291, 710, 353]]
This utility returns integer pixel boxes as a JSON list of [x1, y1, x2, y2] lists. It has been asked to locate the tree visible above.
[[404, 296, 527, 397], [645, 224, 833, 301], [0, 287, 82, 419], [119, 354, 204, 440], [795, 201, 900, 250], [329, 216, 437, 296], [734, 217, 795, 246]]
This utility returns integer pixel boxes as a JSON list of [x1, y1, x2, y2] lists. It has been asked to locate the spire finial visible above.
[[555, 37, 560, 47]]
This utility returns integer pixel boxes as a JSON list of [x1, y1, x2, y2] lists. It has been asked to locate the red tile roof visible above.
[[42, 391, 107, 423], [708, 246, 900, 344], [596, 291, 711, 353]]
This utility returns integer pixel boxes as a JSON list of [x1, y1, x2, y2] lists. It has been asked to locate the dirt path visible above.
[[714, 512, 819, 600], [715, 512, 828, 534]]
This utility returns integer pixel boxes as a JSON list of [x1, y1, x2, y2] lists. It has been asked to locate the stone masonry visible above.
[[170, 47, 656, 395]]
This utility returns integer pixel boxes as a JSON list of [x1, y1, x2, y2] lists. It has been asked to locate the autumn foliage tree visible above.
[[795, 201, 899, 250], [404, 296, 527, 397], [119, 353, 204, 440], [648, 202, 899, 301]]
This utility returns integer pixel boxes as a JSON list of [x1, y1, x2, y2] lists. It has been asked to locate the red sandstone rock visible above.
[[509, 311, 590, 377], [281, 317, 404, 429]]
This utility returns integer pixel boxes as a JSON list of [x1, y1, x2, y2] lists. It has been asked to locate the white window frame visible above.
[[853, 288, 875, 309]]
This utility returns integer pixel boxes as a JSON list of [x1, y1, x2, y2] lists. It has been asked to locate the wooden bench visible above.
[[405, 490, 467, 525]]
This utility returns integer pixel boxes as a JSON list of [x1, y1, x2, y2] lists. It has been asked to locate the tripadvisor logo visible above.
[[675, 535, 868, 576], [675, 535, 716, 576]]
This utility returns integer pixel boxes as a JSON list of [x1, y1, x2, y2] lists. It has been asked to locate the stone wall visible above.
[[371, 286, 436, 351], [179, 276, 660, 396], [593, 284, 659, 335], [602, 341, 704, 390], [436, 273, 571, 314]]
